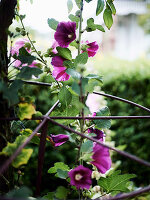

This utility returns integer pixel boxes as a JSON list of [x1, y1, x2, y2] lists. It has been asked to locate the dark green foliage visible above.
[[100, 58, 150, 186]]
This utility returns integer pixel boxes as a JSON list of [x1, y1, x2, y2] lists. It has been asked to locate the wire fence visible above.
[[0, 82, 150, 200]]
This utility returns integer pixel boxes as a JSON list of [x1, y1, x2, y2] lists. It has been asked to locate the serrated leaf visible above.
[[58, 86, 72, 107], [96, 0, 104, 16], [0, 135, 33, 168], [66, 68, 81, 80], [20, 128, 40, 145], [103, 8, 113, 29], [75, 0, 81, 8], [80, 140, 93, 153], [56, 47, 72, 60], [48, 162, 70, 174], [47, 18, 59, 30], [18, 103, 36, 120], [67, 0, 73, 13], [57, 169, 68, 179], [98, 171, 136, 193], [94, 106, 111, 129], [17, 47, 36, 65], [74, 52, 88, 66], [55, 186, 68, 199], [17, 66, 42, 80], [85, 74, 103, 82]]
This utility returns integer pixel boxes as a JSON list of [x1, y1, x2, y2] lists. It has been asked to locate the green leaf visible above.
[[67, 0, 73, 13], [94, 106, 111, 129], [56, 47, 72, 60], [20, 128, 40, 145], [6, 187, 32, 198], [17, 66, 42, 79], [18, 102, 36, 120], [48, 162, 70, 174], [12, 148, 33, 168], [58, 86, 72, 107], [74, 52, 88, 66], [47, 18, 59, 30], [80, 140, 93, 153], [87, 18, 105, 32], [55, 186, 68, 199], [75, 0, 81, 8], [85, 0, 93, 2], [66, 68, 81, 80], [57, 169, 68, 179], [103, 8, 113, 29], [43, 192, 55, 200], [80, 152, 93, 162], [63, 60, 74, 68], [98, 171, 136, 194], [68, 14, 79, 22], [96, 24, 105, 32], [107, 0, 116, 15], [70, 40, 79, 49], [3, 79, 23, 106], [85, 74, 103, 82], [96, 0, 104, 16], [0, 135, 33, 168], [17, 47, 36, 65]]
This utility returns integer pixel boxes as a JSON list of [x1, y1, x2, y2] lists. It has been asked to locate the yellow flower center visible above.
[[75, 173, 83, 181]]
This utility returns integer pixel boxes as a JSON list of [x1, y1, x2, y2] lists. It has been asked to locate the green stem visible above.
[[78, 0, 84, 55]]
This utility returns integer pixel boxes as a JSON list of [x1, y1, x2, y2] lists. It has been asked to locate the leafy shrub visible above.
[[93, 56, 150, 186]]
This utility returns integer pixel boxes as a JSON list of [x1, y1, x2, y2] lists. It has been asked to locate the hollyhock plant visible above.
[[68, 165, 92, 190], [13, 60, 37, 68], [91, 143, 111, 174], [50, 134, 69, 147], [51, 56, 70, 81], [82, 41, 99, 57], [54, 21, 76, 48]]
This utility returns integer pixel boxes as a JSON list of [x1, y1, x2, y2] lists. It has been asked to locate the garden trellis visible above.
[[1, 0, 150, 199], [1, 90, 150, 199]]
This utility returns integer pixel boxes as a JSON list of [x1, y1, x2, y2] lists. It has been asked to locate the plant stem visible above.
[[78, 0, 84, 55]]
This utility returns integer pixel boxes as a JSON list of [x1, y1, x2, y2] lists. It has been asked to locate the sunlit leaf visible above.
[[103, 8, 113, 29], [56, 47, 72, 60], [58, 86, 72, 107], [67, 0, 73, 13], [96, 0, 104, 16], [55, 186, 68, 199], [48, 162, 70, 174], [47, 18, 59, 30], [18, 102, 36, 120]]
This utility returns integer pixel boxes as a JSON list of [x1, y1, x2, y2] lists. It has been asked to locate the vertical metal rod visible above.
[[36, 121, 48, 196]]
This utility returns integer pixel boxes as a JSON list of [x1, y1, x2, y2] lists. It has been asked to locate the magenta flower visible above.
[[50, 134, 69, 147], [91, 143, 111, 174], [68, 165, 92, 190], [88, 128, 104, 141], [11, 38, 31, 56], [82, 41, 99, 57], [51, 40, 59, 54], [14, 60, 37, 68], [51, 56, 70, 81], [54, 21, 76, 48]]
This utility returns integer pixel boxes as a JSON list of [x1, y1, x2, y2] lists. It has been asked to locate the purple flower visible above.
[[82, 41, 99, 57], [11, 38, 31, 56], [91, 143, 111, 174], [88, 128, 104, 141], [54, 21, 76, 48], [68, 165, 92, 190], [50, 134, 69, 147], [14, 60, 37, 68], [51, 40, 59, 54], [51, 56, 70, 81]]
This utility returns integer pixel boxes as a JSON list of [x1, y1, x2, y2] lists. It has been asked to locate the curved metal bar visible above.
[[93, 91, 150, 113]]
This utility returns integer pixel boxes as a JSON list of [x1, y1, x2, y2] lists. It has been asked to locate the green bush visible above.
[[93, 56, 150, 186]]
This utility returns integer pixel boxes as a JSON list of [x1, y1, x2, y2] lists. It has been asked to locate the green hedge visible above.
[[93, 56, 150, 186]]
